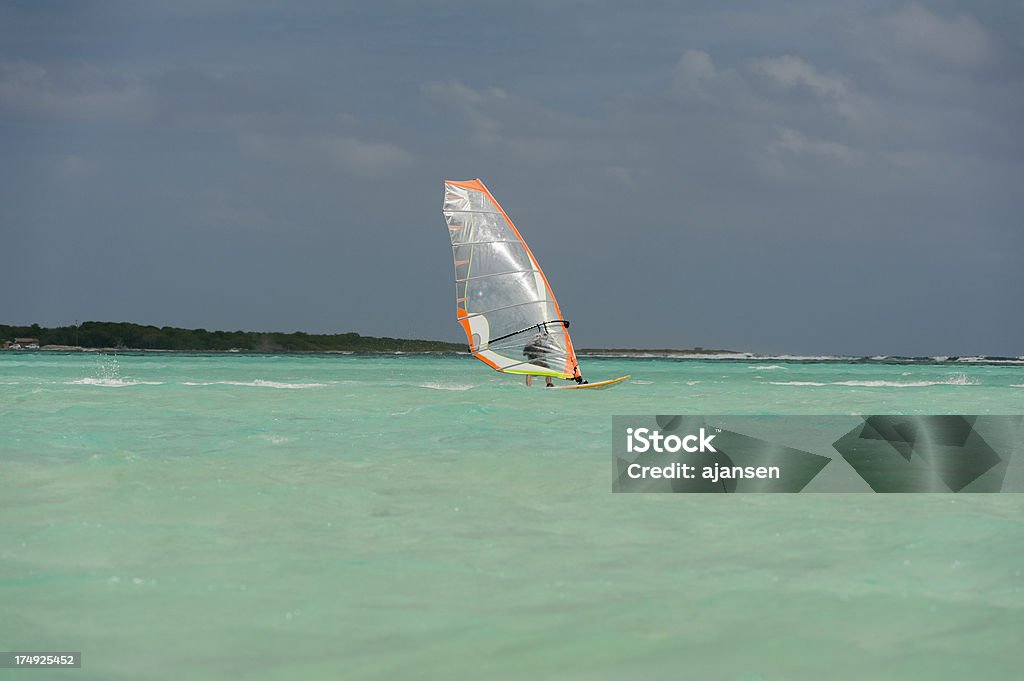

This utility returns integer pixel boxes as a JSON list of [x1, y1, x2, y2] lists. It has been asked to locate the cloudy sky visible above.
[[2, 1, 1021, 355]]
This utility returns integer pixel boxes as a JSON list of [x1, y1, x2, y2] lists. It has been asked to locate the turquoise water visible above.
[[2, 352, 1023, 681]]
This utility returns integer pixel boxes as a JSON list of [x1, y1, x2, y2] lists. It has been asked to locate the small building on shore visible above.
[[11, 337, 41, 349]]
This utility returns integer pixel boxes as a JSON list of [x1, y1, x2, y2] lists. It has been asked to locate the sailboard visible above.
[[551, 375, 631, 391], [441, 178, 627, 389]]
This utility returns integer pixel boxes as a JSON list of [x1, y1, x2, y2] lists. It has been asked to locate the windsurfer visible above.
[[523, 332, 589, 386], [523, 333, 554, 387]]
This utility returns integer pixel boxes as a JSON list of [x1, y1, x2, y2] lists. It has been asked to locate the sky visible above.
[[1, 1, 1021, 356]]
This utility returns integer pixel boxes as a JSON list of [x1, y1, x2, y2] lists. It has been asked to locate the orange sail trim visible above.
[[444, 178, 579, 379], [444, 179, 489, 192], [455, 309, 473, 345]]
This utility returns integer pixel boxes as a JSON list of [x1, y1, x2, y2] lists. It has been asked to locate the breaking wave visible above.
[[68, 378, 164, 388], [419, 382, 475, 391], [181, 380, 328, 389], [769, 374, 979, 388]]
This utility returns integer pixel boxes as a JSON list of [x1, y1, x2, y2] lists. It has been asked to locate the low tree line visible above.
[[1, 322, 464, 353]]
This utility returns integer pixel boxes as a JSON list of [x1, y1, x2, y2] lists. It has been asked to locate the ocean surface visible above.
[[2, 352, 1023, 681]]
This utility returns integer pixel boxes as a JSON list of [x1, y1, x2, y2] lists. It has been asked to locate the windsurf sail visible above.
[[442, 179, 580, 380]]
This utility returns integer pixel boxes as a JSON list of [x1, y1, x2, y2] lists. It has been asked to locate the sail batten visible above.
[[456, 269, 537, 283], [462, 299, 557, 319], [442, 179, 579, 379]]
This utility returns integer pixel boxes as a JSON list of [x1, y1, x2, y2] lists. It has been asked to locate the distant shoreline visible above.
[[0, 321, 462, 354], [2, 322, 1019, 364], [0, 343, 738, 357], [2, 347, 1021, 366], [1, 321, 736, 356]]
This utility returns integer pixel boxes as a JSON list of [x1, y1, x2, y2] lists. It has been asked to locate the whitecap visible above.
[[419, 382, 475, 391], [769, 374, 979, 388], [764, 355, 846, 361], [252, 434, 288, 444], [68, 378, 163, 388], [227, 379, 328, 389], [666, 353, 755, 360], [769, 381, 828, 387], [182, 380, 327, 389]]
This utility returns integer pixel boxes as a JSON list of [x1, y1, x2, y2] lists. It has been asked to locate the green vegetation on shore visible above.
[[2, 322, 737, 355], [1, 322, 463, 353]]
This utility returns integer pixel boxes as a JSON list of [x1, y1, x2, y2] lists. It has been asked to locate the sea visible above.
[[2, 351, 1023, 681]]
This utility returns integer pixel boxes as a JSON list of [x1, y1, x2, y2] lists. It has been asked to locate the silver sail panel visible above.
[[442, 179, 579, 379]]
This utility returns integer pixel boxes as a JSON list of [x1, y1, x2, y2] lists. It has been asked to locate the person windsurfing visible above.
[[523, 332, 555, 387], [523, 328, 587, 386]]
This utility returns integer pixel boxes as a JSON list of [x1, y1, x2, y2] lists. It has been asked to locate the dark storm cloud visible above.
[[1, 1, 1021, 355]]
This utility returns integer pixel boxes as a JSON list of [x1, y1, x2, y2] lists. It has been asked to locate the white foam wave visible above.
[[664, 353, 755, 360], [182, 380, 327, 389], [584, 352, 757, 360], [770, 381, 829, 386], [419, 382, 475, 391], [1010, 384, 1024, 388], [252, 434, 289, 444], [954, 357, 1024, 364], [486, 352, 1019, 364], [69, 378, 163, 388], [631, 379, 654, 385], [770, 374, 979, 388], [693, 353, 847, 361], [751, 365, 785, 370]]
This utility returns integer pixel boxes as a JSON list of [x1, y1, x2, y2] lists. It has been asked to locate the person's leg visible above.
[[526, 375, 533, 387]]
